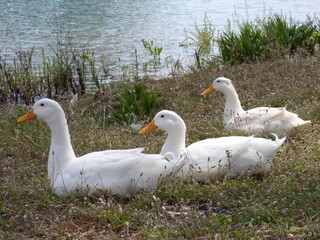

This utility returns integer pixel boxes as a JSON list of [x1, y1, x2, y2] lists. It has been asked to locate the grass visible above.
[[218, 14, 319, 64], [219, 20, 267, 64], [1, 53, 320, 239], [84, 82, 165, 126]]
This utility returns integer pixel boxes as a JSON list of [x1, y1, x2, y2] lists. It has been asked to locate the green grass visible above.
[[263, 15, 317, 54], [219, 20, 267, 64], [1, 54, 320, 239], [92, 82, 164, 126], [179, 13, 319, 70], [217, 14, 319, 64]]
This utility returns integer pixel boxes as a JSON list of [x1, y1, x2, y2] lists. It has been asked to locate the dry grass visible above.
[[1, 55, 319, 239]]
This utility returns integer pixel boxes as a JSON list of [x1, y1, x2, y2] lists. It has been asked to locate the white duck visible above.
[[139, 110, 286, 181], [201, 77, 311, 137], [17, 99, 185, 197]]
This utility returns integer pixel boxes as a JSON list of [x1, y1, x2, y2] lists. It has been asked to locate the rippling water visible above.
[[1, 0, 319, 78]]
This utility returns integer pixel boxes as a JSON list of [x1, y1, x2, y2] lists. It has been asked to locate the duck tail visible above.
[[270, 133, 286, 149], [270, 133, 278, 141], [296, 120, 311, 131]]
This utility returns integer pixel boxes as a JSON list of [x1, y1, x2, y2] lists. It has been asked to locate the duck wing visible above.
[[234, 107, 310, 136], [184, 135, 285, 180], [53, 150, 185, 196]]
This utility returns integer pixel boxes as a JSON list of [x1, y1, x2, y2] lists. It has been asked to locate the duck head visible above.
[[139, 110, 186, 158], [201, 77, 233, 95], [138, 110, 186, 135], [17, 98, 65, 125]]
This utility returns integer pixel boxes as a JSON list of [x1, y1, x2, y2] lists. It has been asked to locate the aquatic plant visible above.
[[181, 15, 216, 70], [0, 7, 107, 104], [0, 47, 106, 104], [142, 39, 164, 73], [142, 39, 163, 62], [0, 49, 40, 104]]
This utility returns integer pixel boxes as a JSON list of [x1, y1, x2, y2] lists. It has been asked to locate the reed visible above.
[[0, 48, 105, 104], [0, 49, 39, 104]]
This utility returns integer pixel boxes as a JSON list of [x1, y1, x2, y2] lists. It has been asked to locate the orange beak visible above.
[[138, 120, 158, 134], [201, 85, 215, 95], [17, 109, 37, 123]]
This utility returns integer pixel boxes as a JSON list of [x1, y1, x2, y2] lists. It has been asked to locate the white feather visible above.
[[142, 110, 286, 182], [18, 99, 186, 197], [205, 77, 311, 137]]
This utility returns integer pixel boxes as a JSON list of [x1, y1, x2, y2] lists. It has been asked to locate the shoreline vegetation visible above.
[[1, 14, 319, 105], [1, 14, 320, 239]]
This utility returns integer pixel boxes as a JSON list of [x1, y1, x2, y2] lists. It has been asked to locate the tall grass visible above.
[[180, 14, 319, 68], [0, 9, 106, 104], [263, 15, 317, 54], [218, 20, 267, 64], [0, 49, 103, 104], [218, 14, 319, 64], [0, 49, 38, 104]]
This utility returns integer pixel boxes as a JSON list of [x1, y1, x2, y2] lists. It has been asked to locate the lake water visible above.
[[1, 0, 320, 79]]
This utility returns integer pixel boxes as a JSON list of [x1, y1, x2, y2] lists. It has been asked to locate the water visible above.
[[1, 0, 320, 79]]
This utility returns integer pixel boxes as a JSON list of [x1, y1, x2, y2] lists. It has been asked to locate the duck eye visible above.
[[40, 103, 44, 107], [217, 80, 220, 83], [161, 115, 164, 118]]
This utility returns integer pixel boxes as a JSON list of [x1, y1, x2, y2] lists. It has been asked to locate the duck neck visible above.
[[223, 87, 244, 123], [160, 124, 186, 160], [47, 116, 76, 183]]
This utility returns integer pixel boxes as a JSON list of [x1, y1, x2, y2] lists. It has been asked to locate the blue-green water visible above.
[[1, 0, 319, 78]]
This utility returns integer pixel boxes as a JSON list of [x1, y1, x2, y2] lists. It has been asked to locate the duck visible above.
[[17, 99, 185, 197], [201, 77, 311, 137], [138, 110, 286, 181]]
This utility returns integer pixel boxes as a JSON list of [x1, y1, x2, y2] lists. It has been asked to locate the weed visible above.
[[142, 39, 163, 62], [141, 39, 163, 74], [181, 14, 216, 71], [95, 82, 164, 126]]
